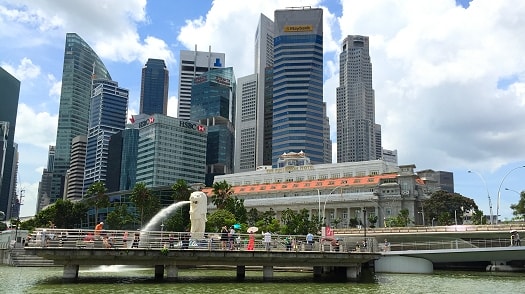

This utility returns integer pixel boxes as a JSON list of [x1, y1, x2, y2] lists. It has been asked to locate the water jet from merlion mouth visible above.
[[141, 201, 190, 232]]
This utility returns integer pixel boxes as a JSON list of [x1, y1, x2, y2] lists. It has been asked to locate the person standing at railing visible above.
[[94, 222, 104, 240], [263, 231, 272, 252], [247, 231, 255, 251], [306, 232, 314, 251]]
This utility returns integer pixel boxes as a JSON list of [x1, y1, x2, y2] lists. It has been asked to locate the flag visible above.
[[325, 226, 334, 236]]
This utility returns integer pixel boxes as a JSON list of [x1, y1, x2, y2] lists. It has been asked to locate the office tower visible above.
[[323, 102, 333, 163], [135, 114, 207, 187], [64, 136, 86, 201], [36, 146, 55, 213], [0, 66, 20, 219], [336, 35, 381, 162], [140, 58, 169, 115], [51, 33, 111, 202], [191, 67, 236, 186], [234, 14, 275, 173], [272, 7, 329, 166], [105, 131, 123, 192], [177, 47, 225, 120], [119, 126, 139, 191], [83, 79, 129, 193]]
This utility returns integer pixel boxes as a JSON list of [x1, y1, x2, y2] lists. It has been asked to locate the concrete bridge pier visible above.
[[154, 265, 164, 280], [262, 265, 273, 281], [63, 264, 79, 280], [166, 265, 178, 280], [313, 266, 323, 278], [236, 265, 246, 280], [346, 264, 362, 281]]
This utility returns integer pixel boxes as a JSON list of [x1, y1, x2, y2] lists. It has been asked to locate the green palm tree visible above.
[[212, 180, 233, 209], [172, 179, 191, 202], [130, 182, 153, 227], [85, 181, 109, 224]]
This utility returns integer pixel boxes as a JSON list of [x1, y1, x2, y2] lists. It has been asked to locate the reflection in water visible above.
[[2, 266, 525, 294]]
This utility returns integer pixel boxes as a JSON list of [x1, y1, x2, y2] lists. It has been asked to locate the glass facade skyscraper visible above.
[[177, 48, 225, 121], [140, 58, 169, 115], [191, 67, 236, 185], [272, 8, 328, 166], [51, 33, 111, 202], [135, 114, 207, 187], [83, 79, 129, 193], [336, 35, 380, 162], [0, 66, 20, 219]]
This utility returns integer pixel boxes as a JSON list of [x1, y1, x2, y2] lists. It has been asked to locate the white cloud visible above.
[[1, 57, 40, 81], [14, 104, 57, 148], [167, 96, 178, 118], [47, 74, 61, 100]]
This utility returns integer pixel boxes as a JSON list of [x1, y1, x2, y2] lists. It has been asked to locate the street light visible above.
[[497, 166, 525, 223], [505, 187, 521, 196], [431, 217, 436, 227], [468, 170, 493, 225], [322, 186, 344, 225]]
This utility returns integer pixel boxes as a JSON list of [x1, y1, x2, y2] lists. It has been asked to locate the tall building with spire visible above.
[[177, 47, 225, 120], [140, 58, 169, 115], [50, 33, 111, 202], [272, 7, 330, 166], [336, 35, 381, 162], [0, 66, 20, 219]]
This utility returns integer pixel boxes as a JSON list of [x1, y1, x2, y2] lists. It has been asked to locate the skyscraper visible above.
[[83, 79, 129, 193], [140, 58, 169, 115], [272, 7, 330, 166], [191, 67, 236, 186], [64, 136, 86, 200], [336, 35, 381, 162], [0, 66, 20, 219], [234, 14, 275, 173], [135, 114, 207, 187], [51, 33, 111, 202], [177, 47, 225, 121]]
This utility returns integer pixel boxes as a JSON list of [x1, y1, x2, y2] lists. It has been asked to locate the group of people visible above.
[[511, 231, 521, 246]]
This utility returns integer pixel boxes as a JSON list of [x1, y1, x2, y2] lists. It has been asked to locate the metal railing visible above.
[[336, 223, 525, 234], [25, 228, 376, 253]]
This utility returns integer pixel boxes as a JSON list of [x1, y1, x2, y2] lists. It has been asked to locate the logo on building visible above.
[[284, 25, 313, 32], [179, 121, 206, 132]]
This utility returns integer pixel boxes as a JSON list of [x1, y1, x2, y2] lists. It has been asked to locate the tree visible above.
[[423, 190, 478, 225], [172, 179, 191, 202], [387, 209, 412, 227], [105, 204, 137, 230], [211, 180, 233, 209], [85, 181, 109, 223], [130, 182, 160, 227], [510, 190, 525, 221], [206, 209, 236, 233]]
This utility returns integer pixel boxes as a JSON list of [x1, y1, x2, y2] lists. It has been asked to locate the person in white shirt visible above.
[[263, 231, 272, 251]]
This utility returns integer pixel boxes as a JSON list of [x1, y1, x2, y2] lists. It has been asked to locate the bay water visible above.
[[1, 265, 524, 294]]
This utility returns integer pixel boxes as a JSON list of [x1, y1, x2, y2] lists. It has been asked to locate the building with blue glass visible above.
[[272, 7, 330, 166], [83, 79, 129, 193], [118, 127, 139, 191], [191, 67, 236, 186], [51, 33, 112, 202], [140, 58, 169, 115], [0, 66, 20, 220]]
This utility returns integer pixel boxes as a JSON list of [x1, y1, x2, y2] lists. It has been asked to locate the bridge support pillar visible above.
[[313, 266, 322, 278], [262, 265, 273, 281], [166, 265, 178, 280], [154, 265, 164, 280], [236, 265, 246, 280], [346, 264, 361, 281], [63, 264, 79, 280]]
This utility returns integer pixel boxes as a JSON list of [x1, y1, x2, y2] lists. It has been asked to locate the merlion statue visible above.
[[189, 191, 207, 240]]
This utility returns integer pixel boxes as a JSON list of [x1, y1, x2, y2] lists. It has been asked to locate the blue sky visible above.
[[1, 0, 525, 220]]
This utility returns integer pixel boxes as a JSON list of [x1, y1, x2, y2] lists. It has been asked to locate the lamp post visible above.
[[497, 166, 525, 223], [505, 187, 521, 196], [317, 189, 321, 223], [431, 217, 436, 227], [468, 170, 493, 225], [363, 208, 367, 240], [322, 186, 344, 226]]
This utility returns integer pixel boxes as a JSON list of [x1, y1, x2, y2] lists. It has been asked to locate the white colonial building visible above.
[[208, 152, 442, 228]]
